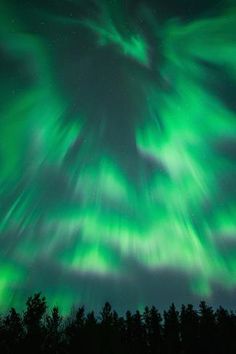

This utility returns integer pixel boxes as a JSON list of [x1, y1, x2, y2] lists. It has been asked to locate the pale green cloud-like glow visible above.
[[0, 0, 236, 311]]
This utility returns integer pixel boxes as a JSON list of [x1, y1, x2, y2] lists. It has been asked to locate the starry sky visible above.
[[0, 0, 236, 314]]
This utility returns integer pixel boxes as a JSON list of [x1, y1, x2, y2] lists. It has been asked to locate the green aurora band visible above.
[[0, 0, 236, 312]]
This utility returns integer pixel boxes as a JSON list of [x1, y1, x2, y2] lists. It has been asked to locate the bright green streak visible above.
[[0, 0, 236, 311]]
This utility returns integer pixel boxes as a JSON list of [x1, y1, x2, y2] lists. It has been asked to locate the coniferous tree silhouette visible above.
[[198, 301, 217, 354], [23, 292, 47, 354], [65, 305, 85, 354], [124, 309, 147, 354], [125, 310, 134, 354], [84, 311, 99, 354], [112, 309, 126, 354], [215, 306, 236, 354], [100, 302, 116, 354], [144, 306, 163, 354], [44, 306, 63, 354], [132, 310, 147, 354], [114, 310, 126, 354], [1, 307, 24, 354], [180, 304, 199, 354], [0, 293, 235, 354], [163, 303, 180, 354]]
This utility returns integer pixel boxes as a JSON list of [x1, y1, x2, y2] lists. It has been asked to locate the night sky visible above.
[[1, 0, 236, 314]]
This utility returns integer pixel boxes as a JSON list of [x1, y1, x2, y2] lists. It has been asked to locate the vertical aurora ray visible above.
[[0, 0, 236, 312]]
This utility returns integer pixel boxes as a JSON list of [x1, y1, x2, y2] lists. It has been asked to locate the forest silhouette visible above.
[[0, 293, 235, 354]]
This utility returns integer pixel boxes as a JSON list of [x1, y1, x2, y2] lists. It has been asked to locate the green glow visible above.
[[49, 0, 149, 65], [0, 263, 25, 310], [60, 242, 121, 275], [84, 20, 149, 65], [0, 0, 236, 311], [76, 158, 130, 202]]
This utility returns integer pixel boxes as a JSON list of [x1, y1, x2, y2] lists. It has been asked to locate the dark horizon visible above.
[[0, 0, 236, 313], [1, 292, 236, 354]]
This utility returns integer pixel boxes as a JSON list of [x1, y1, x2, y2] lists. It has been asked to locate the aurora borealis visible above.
[[1, 0, 236, 313]]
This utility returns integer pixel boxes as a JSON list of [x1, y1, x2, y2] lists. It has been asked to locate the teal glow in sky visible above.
[[0, 0, 236, 313]]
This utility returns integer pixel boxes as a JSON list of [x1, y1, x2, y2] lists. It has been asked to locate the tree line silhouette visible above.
[[0, 293, 235, 354]]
